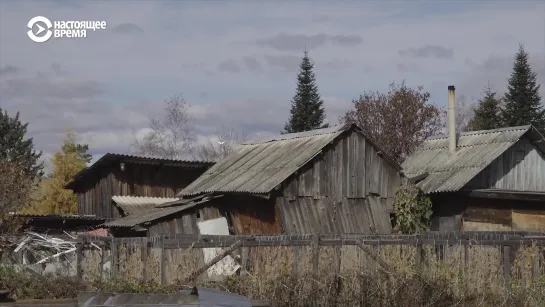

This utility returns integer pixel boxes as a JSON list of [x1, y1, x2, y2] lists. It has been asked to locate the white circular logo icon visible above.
[[27, 16, 53, 43]]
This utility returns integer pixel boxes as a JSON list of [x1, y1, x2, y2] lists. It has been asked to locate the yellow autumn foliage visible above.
[[23, 129, 90, 215]]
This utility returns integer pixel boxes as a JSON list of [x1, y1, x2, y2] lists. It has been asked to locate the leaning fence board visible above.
[[182, 240, 243, 284], [355, 240, 391, 272]]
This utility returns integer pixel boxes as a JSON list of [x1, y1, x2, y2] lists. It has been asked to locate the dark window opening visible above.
[[390, 213, 396, 229]]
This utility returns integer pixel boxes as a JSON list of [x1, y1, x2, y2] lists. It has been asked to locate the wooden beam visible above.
[[468, 189, 545, 201], [355, 240, 391, 272], [182, 240, 243, 284]]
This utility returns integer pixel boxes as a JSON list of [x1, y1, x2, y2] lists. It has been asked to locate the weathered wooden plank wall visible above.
[[147, 213, 200, 237], [279, 130, 401, 234], [77, 172, 117, 218], [145, 195, 283, 237], [114, 164, 205, 197], [75, 164, 208, 219], [467, 136, 545, 191]]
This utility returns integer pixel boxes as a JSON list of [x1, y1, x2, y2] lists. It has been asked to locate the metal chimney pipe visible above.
[[448, 85, 456, 154]]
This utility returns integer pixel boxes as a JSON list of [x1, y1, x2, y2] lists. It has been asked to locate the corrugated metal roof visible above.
[[179, 125, 350, 196], [112, 196, 179, 215], [66, 153, 215, 190], [401, 125, 541, 194], [103, 205, 191, 228], [104, 195, 218, 228]]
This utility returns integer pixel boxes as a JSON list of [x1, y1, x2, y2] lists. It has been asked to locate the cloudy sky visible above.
[[0, 1, 544, 168]]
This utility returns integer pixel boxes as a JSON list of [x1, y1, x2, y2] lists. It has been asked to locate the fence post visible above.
[[463, 243, 469, 283], [292, 246, 300, 276], [532, 248, 540, 281], [334, 245, 341, 276], [415, 244, 423, 270], [241, 247, 249, 276], [111, 237, 118, 279], [160, 236, 167, 285], [503, 243, 511, 297], [99, 242, 105, 283], [76, 241, 83, 280], [521, 251, 526, 289], [312, 234, 320, 277], [141, 238, 149, 283]]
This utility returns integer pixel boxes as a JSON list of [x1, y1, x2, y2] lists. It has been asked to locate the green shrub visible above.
[[393, 185, 433, 234]]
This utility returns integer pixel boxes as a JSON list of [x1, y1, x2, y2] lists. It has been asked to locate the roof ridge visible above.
[[427, 125, 531, 140], [415, 140, 518, 151], [243, 124, 348, 145], [104, 153, 216, 163]]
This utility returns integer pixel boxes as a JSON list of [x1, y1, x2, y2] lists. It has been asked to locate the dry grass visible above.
[[76, 243, 545, 306]]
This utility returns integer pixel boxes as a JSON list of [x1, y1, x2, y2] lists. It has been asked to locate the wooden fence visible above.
[[71, 231, 545, 296]]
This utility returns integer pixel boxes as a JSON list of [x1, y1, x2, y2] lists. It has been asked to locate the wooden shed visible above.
[[65, 153, 214, 220], [402, 125, 545, 231], [104, 124, 403, 236]]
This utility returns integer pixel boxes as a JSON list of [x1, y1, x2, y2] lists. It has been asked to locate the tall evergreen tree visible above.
[[468, 85, 502, 131], [0, 108, 43, 182], [283, 50, 328, 133], [501, 44, 544, 127]]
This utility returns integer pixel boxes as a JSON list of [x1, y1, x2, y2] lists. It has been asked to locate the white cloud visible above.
[[0, 0, 543, 169]]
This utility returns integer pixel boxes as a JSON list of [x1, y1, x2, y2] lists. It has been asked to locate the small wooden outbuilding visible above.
[[402, 125, 545, 231], [104, 124, 404, 237], [65, 153, 214, 220]]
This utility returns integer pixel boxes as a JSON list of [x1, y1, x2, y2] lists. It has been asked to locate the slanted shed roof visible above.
[[103, 205, 193, 228], [65, 153, 215, 190], [112, 196, 179, 215], [104, 195, 219, 228], [402, 125, 545, 194], [180, 123, 400, 196]]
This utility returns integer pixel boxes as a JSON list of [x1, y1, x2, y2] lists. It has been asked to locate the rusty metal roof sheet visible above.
[[402, 125, 545, 194], [112, 196, 179, 215], [179, 125, 350, 196]]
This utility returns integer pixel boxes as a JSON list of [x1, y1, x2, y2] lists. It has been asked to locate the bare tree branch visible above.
[[132, 94, 196, 159], [193, 126, 248, 161], [341, 81, 445, 163]]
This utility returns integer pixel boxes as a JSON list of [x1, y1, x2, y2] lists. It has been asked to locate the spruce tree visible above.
[[468, 85, 502, 131], [501, 44, 545, 127], [283, 50, 327, 133], [0, 108, 43, 182]]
